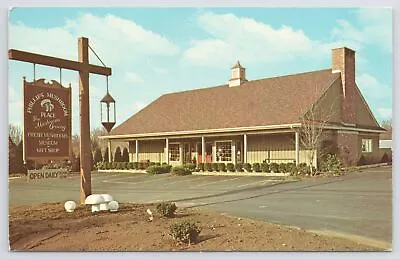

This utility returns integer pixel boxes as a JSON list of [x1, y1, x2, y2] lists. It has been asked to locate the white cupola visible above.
[[229, 60, 247, 87]]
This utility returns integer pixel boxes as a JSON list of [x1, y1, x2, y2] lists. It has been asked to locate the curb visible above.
[[97, 169, 147, 174], [192, 172, 290, 177], [356, 162, 389, 170]]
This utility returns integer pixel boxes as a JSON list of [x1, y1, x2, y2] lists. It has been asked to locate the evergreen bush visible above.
[[235, 163, 244, 172], [218, 163, 226, 172], [243, 163, 252, 172], [226, 163, 235, 172]]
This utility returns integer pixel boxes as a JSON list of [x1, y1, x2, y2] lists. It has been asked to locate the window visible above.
[[169, 143, 180, 161], [216, 141, 232, 162], [362, 139, 372, 153]]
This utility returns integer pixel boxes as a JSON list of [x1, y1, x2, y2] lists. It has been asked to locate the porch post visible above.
[[244, 134, 247, 163], [295, 131, 299, 165], [201, 136, 205, 163], [165, 138, 169, 164], [108, 140, 112, 162], [135, 139, 139, 163]]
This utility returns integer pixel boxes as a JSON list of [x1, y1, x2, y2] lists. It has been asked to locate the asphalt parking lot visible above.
[[9, 166, 392, 248], [9, 172, 291, 205]]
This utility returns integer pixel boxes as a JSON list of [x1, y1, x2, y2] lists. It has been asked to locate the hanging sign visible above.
[[23, 78, 72, 161]]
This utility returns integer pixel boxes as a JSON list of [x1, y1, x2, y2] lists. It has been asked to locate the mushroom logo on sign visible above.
[[40, 99, 54, 112]]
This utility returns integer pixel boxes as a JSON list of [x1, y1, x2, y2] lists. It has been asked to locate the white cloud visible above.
[[9, 13, 180, 67], [356, 73, 392, 120], [183, 12, 319, 67], [356, 73, 391, 101], [183, 10, 391, 68], [125, 72, 144, 84], [331, 9, 392, 52]]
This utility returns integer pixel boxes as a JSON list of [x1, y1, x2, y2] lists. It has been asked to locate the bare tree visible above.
[[380, 119, 392, 140], [298, 87, 338, 174], [9, 124, 22, 145]]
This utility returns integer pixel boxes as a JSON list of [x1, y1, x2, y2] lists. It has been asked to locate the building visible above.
[[101, 47, 385, 167]]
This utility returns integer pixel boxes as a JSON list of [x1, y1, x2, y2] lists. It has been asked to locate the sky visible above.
[[8, 7, 393, 134]]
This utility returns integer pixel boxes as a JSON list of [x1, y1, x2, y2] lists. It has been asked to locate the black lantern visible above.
[[100, 76, 116, 133]]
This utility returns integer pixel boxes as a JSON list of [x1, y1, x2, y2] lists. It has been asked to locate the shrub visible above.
[[235, 163, 244, 172], [261, 163, 269, 173], [155, 162, 161, 166], [169, 220, 201, 244], [110, 162, 117, 169], [226, 163, 235, 172], [149, 162, 156, 167], [278, 163, 287, 173], [133, 162, 139, 169], [197, 163, 204, 172], [252, 163, 261, 172], [357, 155, 366, 166], [162, 164, 172, 173], [269, 163, 279, 173], [211, 163, 219, 172], [104, 162, 111, 170], [127, 162, 134, 169], [217, 163, 226, 172], [286, 163, 297, 175], [184, 163, 196, 172], [204, 163, 212, 172], [381, 152, 389, 163], [146, 165, 160, 174], [298, 163, 310, 175], [138, 162, 146, 170], [243, 163, 252, 172], [115, 162, 121, 169], [171, 166, 191, 176], [156, 202, 177, 217], [320, 154, 341, 173], [121, 162, 128, 169]]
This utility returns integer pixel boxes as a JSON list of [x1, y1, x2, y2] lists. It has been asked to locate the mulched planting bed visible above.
[[9, 203, 380, 251]]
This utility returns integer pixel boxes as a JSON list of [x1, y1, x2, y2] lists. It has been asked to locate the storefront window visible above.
[[169, 143, 180, 161], [216, 141, 232, 162]]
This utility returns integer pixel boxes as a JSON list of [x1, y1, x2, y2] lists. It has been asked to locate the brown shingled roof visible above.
[[111, 69, 340, 135]]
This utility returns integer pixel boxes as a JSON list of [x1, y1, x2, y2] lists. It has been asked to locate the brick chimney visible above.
[[332, 47, 357, 125], [229, 60, 247, 87]]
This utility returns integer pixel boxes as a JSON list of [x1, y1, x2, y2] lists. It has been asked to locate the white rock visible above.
[[146, 208, 153, 216], [64, 201, 76, 212], [108, 200, 119, 212]]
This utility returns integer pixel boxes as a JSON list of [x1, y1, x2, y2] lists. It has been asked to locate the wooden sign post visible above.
[[9, 37, 112, 203]]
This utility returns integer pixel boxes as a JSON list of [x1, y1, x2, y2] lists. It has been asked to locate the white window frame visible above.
[[169, 143, 180, 162], [215, 140, 233, 162], [361, 139, 372, 153]]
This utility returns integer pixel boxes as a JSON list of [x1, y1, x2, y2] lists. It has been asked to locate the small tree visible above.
[[94, 147, 103, 165], [114, 146, 122, 162], [299, 92, 337, 175], [71, 153, 80, 172], [15, 141, 25, 173], [122, 147, 129, 162], [103, 147, 109, 162]]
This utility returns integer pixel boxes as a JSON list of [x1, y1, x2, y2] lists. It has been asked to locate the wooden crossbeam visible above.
[[8, 49, 111, 76]]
